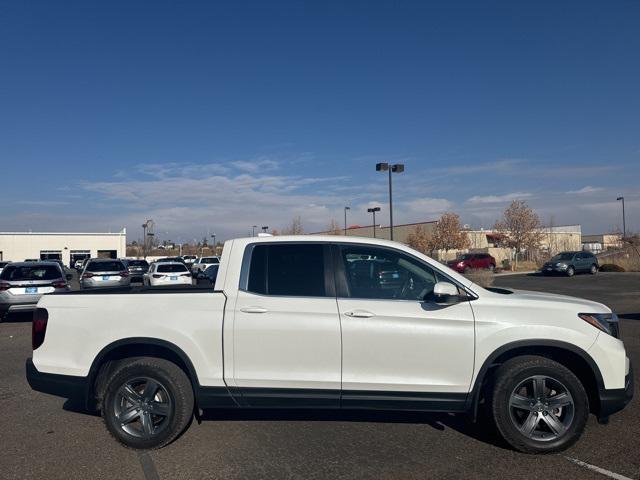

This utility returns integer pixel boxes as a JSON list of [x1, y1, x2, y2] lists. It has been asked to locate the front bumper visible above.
[[26, 358, 88, 402], [599, 364, 634, 419]]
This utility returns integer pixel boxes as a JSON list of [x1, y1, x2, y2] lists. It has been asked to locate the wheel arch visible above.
[[467, 340, 604, 417], [87, 337, 201, 411]]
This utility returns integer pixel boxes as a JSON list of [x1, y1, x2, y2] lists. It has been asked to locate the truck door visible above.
[[231, 243, 341, 407], [334, 243, 475, 411]]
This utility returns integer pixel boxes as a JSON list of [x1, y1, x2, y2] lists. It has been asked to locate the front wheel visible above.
[[102, 357, 194, 449], [491, 355, 589, 454], [566, 266, 575, 277]]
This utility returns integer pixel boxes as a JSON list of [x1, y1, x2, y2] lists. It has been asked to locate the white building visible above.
[[0, 229, 127, 267]]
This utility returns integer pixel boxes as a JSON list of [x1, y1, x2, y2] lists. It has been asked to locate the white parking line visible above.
[[564, 456, 634, 480]]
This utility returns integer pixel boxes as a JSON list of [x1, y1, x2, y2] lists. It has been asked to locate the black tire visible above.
[[463, 266, 471, 274], [102, 357, 194, 449], [488, 264, 496, 272], [491, 355, 589, 454], [566, 266, 575, 277], [589, 264, 598, 275]]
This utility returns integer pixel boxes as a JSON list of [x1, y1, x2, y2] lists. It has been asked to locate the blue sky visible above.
[[1, 0, 638, 242]]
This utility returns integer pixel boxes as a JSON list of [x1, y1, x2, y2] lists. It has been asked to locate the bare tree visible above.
[[433, 212, 470, 253], [282, 216, 304, 235], [327, 219, 342, 236], [406, 225, 436, 255], [494, 200, 543, 269]]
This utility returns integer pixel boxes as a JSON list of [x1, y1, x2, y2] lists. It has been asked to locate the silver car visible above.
[[80, 259, 131, 289], [0, 262, 71, 321]]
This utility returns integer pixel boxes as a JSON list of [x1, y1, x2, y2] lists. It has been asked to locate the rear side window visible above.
[[202, 257, 219, 264], [86, 261, 125, 272], [1, 265, 62, 281], [246, 244, 326, 297], [157, 264, 188, 273]]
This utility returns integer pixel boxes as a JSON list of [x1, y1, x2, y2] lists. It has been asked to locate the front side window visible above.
[[340, 245, 443, 301], [246, 244, 326, 297]]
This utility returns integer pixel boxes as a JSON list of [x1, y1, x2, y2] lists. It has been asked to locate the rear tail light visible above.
[[82, 273, 94, 279], [152, 274, 163, 279], [32, 308, 48, 350], [119, 271, 129, 277], [0, 282, 10, 291], [52, 280, 67, 289]]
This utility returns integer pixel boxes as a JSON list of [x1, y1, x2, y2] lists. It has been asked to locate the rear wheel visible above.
[[589, 264, 598, 275], [102, 357, 194, 449], [491, 355, 588, 454], [566, 266, 575, 277]]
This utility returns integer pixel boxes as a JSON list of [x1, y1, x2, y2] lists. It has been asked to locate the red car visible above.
[[447, 253, 496, 273]]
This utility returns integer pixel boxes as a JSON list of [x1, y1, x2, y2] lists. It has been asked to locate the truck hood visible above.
[[501, 288, 611, 313]]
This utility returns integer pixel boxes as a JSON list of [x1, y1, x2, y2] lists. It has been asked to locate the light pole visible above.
[[617, 197, 626, 239], [344, 206, 350, 236], [376, 163, 404, 241], [367, 206, 381, 238], [252, 225, 257, 237], [211, 233, 216, 255]]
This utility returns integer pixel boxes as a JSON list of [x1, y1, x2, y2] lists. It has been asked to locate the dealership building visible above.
[[0, 229, 127, 267]]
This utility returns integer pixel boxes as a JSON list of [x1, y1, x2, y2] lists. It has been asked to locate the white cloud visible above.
[[230, 158, 280, 173], [566, 186, 604, 195], [466, 192, 532, 204]]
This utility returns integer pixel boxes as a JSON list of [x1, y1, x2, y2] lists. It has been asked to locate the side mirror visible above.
[[66, 274, 73, 281], [432, 281, 460, 305]]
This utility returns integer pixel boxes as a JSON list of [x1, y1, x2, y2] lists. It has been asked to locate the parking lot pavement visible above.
[[0, 273, 638, 479]]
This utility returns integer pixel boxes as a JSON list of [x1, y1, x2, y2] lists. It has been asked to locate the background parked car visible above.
[[191, 256, 220, 274], [0, 261, 9, 275], [196, 264, 219, 286], [73, 259, 85, 270], [0, 262, 70, 321], [542, 251, 599, 276], [80, 259, 130, 289], [143, 262, 192, 287], [156, 257, 186, 264], [122, 259, 149, 282], [447, 253, 496, 273], [182, 255, 197, 267]]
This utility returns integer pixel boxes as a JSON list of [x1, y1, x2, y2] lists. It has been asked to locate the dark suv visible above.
[[542, 251, 598, 276], [447, 253, 496, 273]]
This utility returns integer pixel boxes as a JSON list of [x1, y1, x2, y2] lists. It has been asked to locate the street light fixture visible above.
[[376, 163, 404, 240], [367, 206, 381, 238], [616, 197, 626, 239], [344, 206, 350, 236], [252, 225, 257, 237], [261, 226, 269, 233]]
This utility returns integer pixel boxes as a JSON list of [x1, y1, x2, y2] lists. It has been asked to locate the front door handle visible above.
[[240, 306, 268, 314], [344, 310, 375, 318]]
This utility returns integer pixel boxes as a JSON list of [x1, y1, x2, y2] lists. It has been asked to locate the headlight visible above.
[[556, 263, 567, 268], [578, 313, 618, 336]]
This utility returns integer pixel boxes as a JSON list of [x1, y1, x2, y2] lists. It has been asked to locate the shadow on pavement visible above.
[[201, 408, 511, 450]]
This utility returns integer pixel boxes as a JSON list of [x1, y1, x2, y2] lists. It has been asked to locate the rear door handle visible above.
[[240, 306, 268, 314], [344, 310, 375, 318]]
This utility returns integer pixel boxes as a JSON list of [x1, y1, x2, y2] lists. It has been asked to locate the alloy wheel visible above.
[[508, 375, 574, 441], [113, 377, 173, 438]]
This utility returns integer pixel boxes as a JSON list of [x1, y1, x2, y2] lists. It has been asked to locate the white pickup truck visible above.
[[27, 236, 632, 453]]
